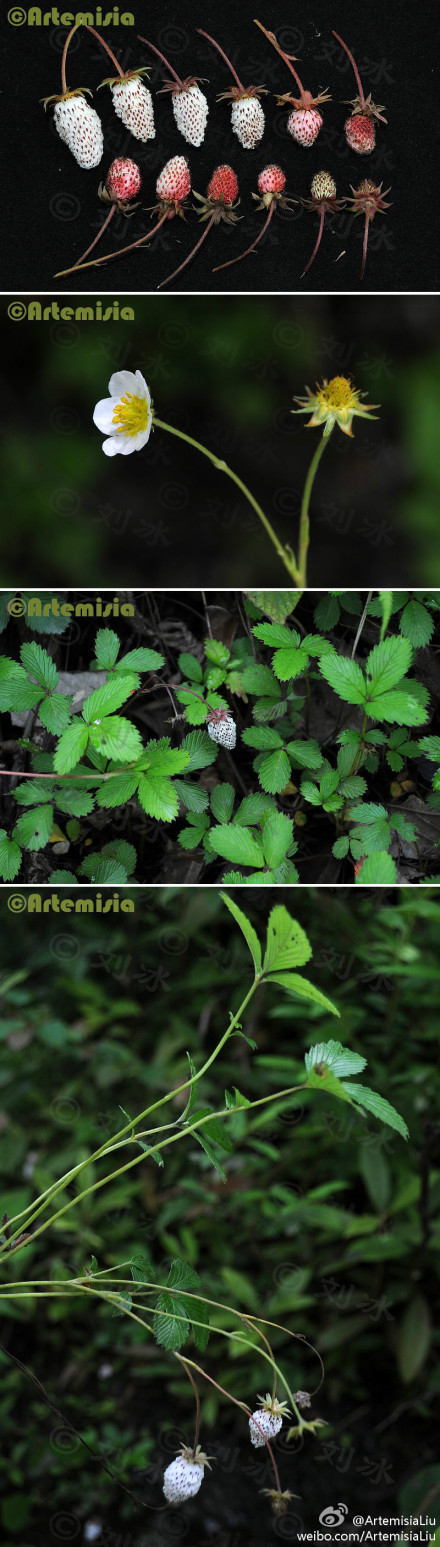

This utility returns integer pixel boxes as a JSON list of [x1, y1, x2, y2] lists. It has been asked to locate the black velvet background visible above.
[[2, 0, 439, 293]]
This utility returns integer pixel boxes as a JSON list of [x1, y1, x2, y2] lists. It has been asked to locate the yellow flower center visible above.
[[112, 392, 149, 438], [318, 376, 356, 410]]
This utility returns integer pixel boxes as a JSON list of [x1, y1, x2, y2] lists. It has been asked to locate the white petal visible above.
[[102, 437, 121, 457], [133, 370, 149, 400], [130, 424, 152, 452], [93, 397, 117, 433], [108, 370, 139, 399]]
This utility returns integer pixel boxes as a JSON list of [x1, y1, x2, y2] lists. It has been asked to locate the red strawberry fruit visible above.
[[214, 164, 297, 274], [332, 31, 387, 154], [158, 165, 240, 290]]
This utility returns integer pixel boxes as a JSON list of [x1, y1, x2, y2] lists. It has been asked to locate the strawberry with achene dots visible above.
[[42, 21, 103, 169], [54, 157, 142, 279], [197, 27, 267, 148], [55, 157, 192, 280], [254, 19, 331, 147], [332, 31, 387, 154], [138, 32, 208, 147], [213, 165, 297, 275], [158, 165, 240, 290]]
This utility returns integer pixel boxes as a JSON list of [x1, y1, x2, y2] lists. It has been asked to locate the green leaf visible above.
[[252, 622, 298, 647], [366, 636, 413, 695], [54, 787, 94, 817], [14, 779, 53, 806], [332, 836, 350, 859], [89, 717, 143, 763], [39, 692, 72, 735], [204, 638, 230, 667], [258, 748, 291, 794], [0, 830, 22, 880], [13, 804, 54, 852], [246, 591, 300, 624], [210, 783, 235, 823], [167, 1258, 201, 1292], [173, 780, 208, 814], [305, 1040, 367, 1078], [314, 593, 341, 629], [141, 742, 190, 776], [53, 720, 89, 774], [181, 730, 218, 770], [419, 736, 440, 760], [233, 793, 275, 825], [153, 1292, 190, 1350], [220, 891, 262, 974], [114, 647, 164, 673], [178, 651, 203, 682], [137, 774, 179, 823], [82, 676, 138, 722], [95, 772, 139, 808], [101, 839, 136, 875], [286, 739, 323, 769], [272, 646, 311, 681], [94, 628, 120, 670], [263, 906, 312, 973], [343, 1082, 409, 1138], [0, 659, 42, 712], [365, 690, 428, 726], [241, 664, 279, 696], [242, 726, 283, 750], [262, 812, 293, 869], [20, 641, 58, 691], [319, 652, 366, 705], [209, 825, 264, 869], [267, 972, 340, 1016], [395, 1296, 432, 1383], [49, 869, 78, 883], [79, 856, 128, 884], [399, 600, 434, 648], [378, 590, 393, 641]]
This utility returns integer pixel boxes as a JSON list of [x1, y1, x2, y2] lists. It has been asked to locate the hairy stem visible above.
[[332, 31, 364, 107], [55, 210, 169, 277], [54, 205, 116, 279], [137, 32, 182, 85], [254, 20, 304, 96], [297, 431, 330, 586], [213, 202, 275, 273], [153, 418, 299, 579], [197, 28, 243, 91], [157, 214, 215, 290], [301, 206, 325, 278]]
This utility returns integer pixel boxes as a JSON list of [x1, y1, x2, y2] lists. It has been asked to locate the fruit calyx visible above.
[[98, 66, 151, 90], [345, 92, 387, 123], [41, 86, 92, 109]]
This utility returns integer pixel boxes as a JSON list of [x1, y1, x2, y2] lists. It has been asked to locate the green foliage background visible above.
[[0, 886, 439, 1544], [2, 295, 440, 586]]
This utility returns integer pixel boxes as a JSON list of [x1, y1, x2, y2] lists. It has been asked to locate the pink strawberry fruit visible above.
[[332, 31, 387, 154], [255, 20, 330, 147], [197, 28, 267, 148], [214, 164, 297, 275], [158, 165, 240, 290], [54, 156, 142, 280]]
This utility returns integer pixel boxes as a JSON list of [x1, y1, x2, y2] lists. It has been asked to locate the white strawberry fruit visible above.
[[207, 713, 237, 750], [172, 83, 209, 147], [163, 1445, 212, 1505], [53, 92, 104, 169], [110, 73, 155, 141], [231, 93, 265, 148], [249, 1393, 290, 1447]]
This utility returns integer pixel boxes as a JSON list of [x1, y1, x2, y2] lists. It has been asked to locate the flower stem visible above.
[[157, 214, 215, 290], [213, 202, 275, 273], [297, 430, 330, 586], [61, 22, 80, 93], [84, 22, 123, 78], [153, 417, 299, 580], [301, 206, 325, 278], [254, 20, 304, 95], [54, 211, 170, 277], [197, 28, 243, 91], [332, 31, 365, 107], [361, 213, 371, 281], [54, 205, 115, 279], [137, 32, 182, 85]]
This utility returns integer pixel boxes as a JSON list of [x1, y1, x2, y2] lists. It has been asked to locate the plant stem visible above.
[[54, 205, 116, 279], [0, 980, 260, 1243], [137, 33, 181, 85], [213, 202, 275, 273], [361, 214, 371, 281], [54, 211, 169, 277], [332, 31, 364, 107], [61, 22, 80, 94], [84, 22, 123, 78], [153, 418, 299, 579], [297, 431, 330, 585], [197, 28, 243, 90], [254, 20, 304, 95], [301, 206, 325, 278], [157, 215, 216, 290]]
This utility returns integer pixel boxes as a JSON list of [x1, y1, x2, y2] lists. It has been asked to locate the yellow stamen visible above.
[[112, 392, 149, 437], [317, 376, 357, 410]]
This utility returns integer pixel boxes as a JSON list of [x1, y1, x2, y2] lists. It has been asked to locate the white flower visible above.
[[93, 369, 152, 457]]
